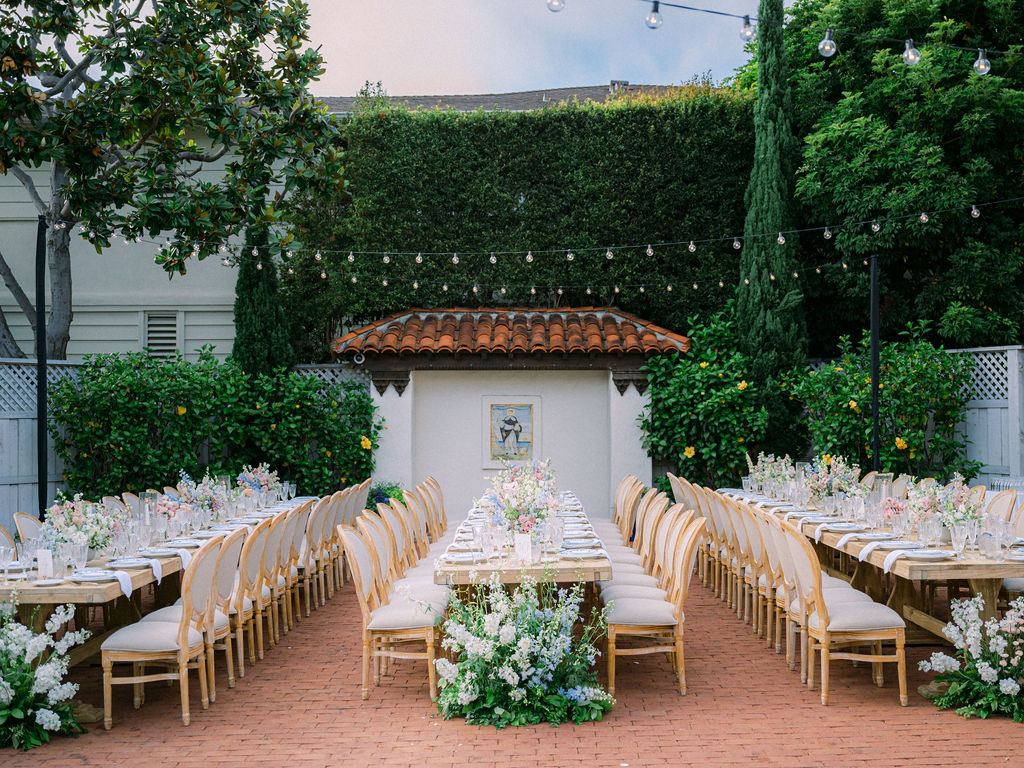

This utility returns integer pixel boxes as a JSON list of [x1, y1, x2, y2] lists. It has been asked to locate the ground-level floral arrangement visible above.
[[1, 597, 91, 750], [919, 594, 1024, 722], [435, 576, 613, 728]]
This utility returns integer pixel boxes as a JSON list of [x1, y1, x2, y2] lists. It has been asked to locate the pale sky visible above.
[[304, 0, 758, 97]]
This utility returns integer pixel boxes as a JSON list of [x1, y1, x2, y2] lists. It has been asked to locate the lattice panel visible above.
[[294, 363, 371, 390], [0, 359, 82, 415], [966, 350, 1009, 401]]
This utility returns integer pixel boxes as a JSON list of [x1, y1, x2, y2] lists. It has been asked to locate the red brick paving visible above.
[[7, 580, 1018, 768]]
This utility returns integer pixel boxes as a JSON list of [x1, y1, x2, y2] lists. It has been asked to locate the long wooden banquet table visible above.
[[433, 491, 613, 586], [0, 497, 312, 666], [723, 490, 1019, 641]]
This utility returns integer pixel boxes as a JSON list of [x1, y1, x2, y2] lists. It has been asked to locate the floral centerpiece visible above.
[[940, 473, 983, 526], [906, 480, 943, 525], [919, 595, 1024, 722], [882, 497, 908, 521], [177, 470, 224, 517], [435, 576, 613, 727], [155, 494, 192, 520], [41, 492, 126, 551], [0, 599, 90, 750], [236, 463, 281, 495], [486, 459, 559, 534], [804, 454, 860, 502], [750, 452, 794, 490]]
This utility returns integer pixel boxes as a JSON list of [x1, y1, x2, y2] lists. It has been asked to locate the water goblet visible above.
[[966, 518, 980, 551], [978, 530, 1001, 560], [951, 524, 970, 559], [0, 545, 14, 584], [920, 516, 942, 548]]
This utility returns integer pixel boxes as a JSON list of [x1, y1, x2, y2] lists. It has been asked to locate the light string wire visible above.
[[628, 0, 1017, 57]]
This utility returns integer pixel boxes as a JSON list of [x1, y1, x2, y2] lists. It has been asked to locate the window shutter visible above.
[[145, 312, 179, 358]]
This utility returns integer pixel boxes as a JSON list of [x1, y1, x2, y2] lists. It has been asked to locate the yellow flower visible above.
[[176, 405, 187, 416], [895, 437, 908, 450], [738, 381, 748, 391], [737, 437, 745, 443], [848, 400, 857, 409], [684, 446, 696, 459], [822, 453, 832, 466], [699, 361, 709, 369], [909, 449, 917, 459], [360, 435, 372, 450], [270, 423, 277, 430]]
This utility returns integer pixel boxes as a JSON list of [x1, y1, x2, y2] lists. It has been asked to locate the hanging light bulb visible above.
[[973, 49, 991, 76], [526, 251, 534, 263], [546, 0, 565, 12], [769, 273, 776, 281], [614, 285, 621, 294], [345, 252, 352, 262], [638, 286, 645, 293], [490, 252, 497, 264], [823, 227, 832, 240], [688, 241, 696, 253], [902, 39, 921, 66], [818, 29, 837, 58], [718, 280, 724, 288], [743, 278, 750, 285], [219, 244, 227, 253], [919, 212, 929, 224], [733, 238, 742, 250], [777, 232, 786, 245], [842, 262, 849, 269], [500, 286, 507, 295], [413, 280, 419, 289], [256, 261, 263, 271], [416, 252, 423, 264], [452, 253, 459, 264], [320, 270, 327, 279], [585, 286, 592, 295], [286, 250, 293, 259], [251, 247, 259, 256], [871, 220, 881, 233], [443, 283, 449, 291], [287, 265, 294, 275], [350, 274, 356, 282], [644, 1, 662, 29], [739, 15, 755, 42], [382, 278, 388, 286], [472, 284, 479, 294], [793, 271, 799, 278], [557, 287, 564, 295], [530, 286, 537, 295], [646, 244, 654, 256], [382, 253, 390, 264], [606, 249, 614, 260], [815, 267, 822, 274], [566, 250, 574, 261], [971, 205, 981, 219], [666, 284, 673, 291], [222, 257, 230, 266]]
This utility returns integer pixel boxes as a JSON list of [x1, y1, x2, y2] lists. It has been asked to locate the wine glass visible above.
[[0, 546, 14, 584], [951, 524, 970, 559]]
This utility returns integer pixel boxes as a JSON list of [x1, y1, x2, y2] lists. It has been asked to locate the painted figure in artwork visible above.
[[499, 407, 522, 457]]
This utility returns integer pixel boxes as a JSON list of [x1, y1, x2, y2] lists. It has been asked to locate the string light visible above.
[[769, 273, 776, 280], [585, 286, 592, 295], [382, 278, 388, 286], [739, 14, 755, 42], [688, 241, 696, 252], [842, 262, 848, 269], [413, 280, 419, 289], [222, 257, 230, 266], [557, 287, 564, 295], [546, 0, 564, 11], [971, 205, 981, 219], [646, 244, 654, 256], [344, 251, 351, 262], [614, 285, 621, 294], [919, 212, 929, 224], [416, 252, 423, 263], [644, 1, 662, 29], [251, 247, 258, 257], [793, 271, 799, 278], [733, 238, 741, 250], [383, 253, 390, 264], [443, 283, 449, 291], [566, 250, 574, 261], [638, 286, 645, 293], [606, 249, 614, 260], [777, 232, 786, 245], [526, 251, 534, 263], [350, 275, 356, 282], [452, 253, 459, 264], [287, 265, 294, 274], [902, 39, 921, 66], [530, 286, 536, 295], [219, 244, 227, 253], [320, 270, 327, 279], [974, 49, 991, 76], [472, 284, 479, 294], [871, 220, 881, 233], [500, 286, 507, 294], [256, 261, 263, 271], [823, 227, 832, 240], [490, 252, 498, 264], [743, 278, 749, 285], [818, 29, 837, 58], [666, 284, 672, 291]]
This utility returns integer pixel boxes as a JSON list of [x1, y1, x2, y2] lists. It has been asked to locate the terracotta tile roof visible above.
[[331, 308, 690, 357], [320, 82, 673, 115]]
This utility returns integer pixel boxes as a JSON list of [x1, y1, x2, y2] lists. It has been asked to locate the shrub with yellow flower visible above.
[[360, 435, 372, 450], [683, 446, 696, 459], [895, 437, 908, 451]]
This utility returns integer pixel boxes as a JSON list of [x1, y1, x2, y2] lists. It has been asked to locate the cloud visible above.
[[305, 0, 755, 96]]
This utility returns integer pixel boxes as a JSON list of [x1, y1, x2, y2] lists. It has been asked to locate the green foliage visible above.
[[282, 83, 754, 360], [367, 481, 404, 508], [787, 323, 981, 481], [641, 310, 769, 486], [233, 228, 295, 376], [740, 0, 1024, 353], [48, 350, 381, 497]]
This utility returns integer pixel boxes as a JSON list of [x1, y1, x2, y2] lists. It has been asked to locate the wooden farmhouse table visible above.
[[750, 498, 1020, 641]]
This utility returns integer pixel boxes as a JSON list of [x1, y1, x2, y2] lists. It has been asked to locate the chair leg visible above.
[[426, 629, 438, 700], [197, 649, 210, 711], [132, 662, 144, 709], [676, 630, 687, 696], [607, 627, 617, 697], [206, 641, 217, 704], [304, 575, 312, 616], [225, 635, 236, 689], [897, 631, 908, 706], [820, 638, 831, 705], [362, 633, 371, 700], [873, 640, 884, 686], [800, 626, 809, 684], [102, 655, 114, 730], [806, 636, 815, 690], [179, 658, 192, 726], [254, 607, 265, 659], [235, 622, 246, 679]]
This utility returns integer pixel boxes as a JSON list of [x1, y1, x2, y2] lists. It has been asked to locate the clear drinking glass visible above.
[[920, 516, 942, 548], [952, 524, 970, 559], [0, 546, 14, 584]]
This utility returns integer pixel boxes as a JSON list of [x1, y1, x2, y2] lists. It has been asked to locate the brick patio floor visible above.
[[7, 580, 1017, 768]]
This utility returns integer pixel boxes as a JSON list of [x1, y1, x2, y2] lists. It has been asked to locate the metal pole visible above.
[[35, 214, 48, 517], [870, 253, 880, 473]]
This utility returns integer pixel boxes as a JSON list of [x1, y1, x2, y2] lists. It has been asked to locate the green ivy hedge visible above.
[[48, 350, 382, 498]]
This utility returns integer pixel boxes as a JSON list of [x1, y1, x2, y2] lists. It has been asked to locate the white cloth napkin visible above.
[[783, 509, 808, 522], [883, 549, 908, 574], [113, 570, 133, 599], [858, 541, 885, 561], [174, 548, 192, 569], [814, 524, 828, 543], [145, 558, 163, 584], [836, 532, 869, 550]]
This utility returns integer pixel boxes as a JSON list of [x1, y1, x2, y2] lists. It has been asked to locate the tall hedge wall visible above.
[[283, 86, 754, 360]]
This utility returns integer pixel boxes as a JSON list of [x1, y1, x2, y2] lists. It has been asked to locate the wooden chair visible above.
[[985, 489, 1017, 522], [0, 525, 13, 549], [102, 495, 128, 515], [599, 505, 692, 602], [968, 484, 987, 507], [606, 516, 706, 696], [254, 511, 288, 653], [122, 492, 141, 517], [230, 517, 272, 676], [784, 520, 908, 706], [101, 538, 221, 728], [338, 524, 441, 700], [296, 497, 329, 615], [890, 475, 912, 500], [13, 512, 41, 541]]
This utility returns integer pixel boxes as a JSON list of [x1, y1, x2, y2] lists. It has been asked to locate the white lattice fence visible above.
[[0, 358, 82, 416], [294, 363, 371, 389]]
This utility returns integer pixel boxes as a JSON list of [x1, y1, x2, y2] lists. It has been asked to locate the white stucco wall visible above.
[[382, 369, 649, 523]]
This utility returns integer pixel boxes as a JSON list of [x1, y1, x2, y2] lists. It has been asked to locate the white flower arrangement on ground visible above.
[[0, 595, 90, 750], [41, 491, 126, 551], [435, 575, 613, 727], [919, 594, 1024, 721]]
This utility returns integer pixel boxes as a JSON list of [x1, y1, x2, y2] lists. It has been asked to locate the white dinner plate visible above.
[[855, 532, 897, 541], [446, 542, 479, 552], [1004, 552, 1024, 562], [561, 548, 607, 559], [70, 569, 118, 582], [902, 549, 954, 561], [139, 547, 175, 557], [874, 540, 922, 550], [562, 538, 599, 548], [29, 578, 65, 587], [192, 530, 225, 539], [3, 571, 28, 580], [823, 523, 864, 532], [165, 538, 202, 548], [108, 557, 150, 568], [440, 552, 481, 563]]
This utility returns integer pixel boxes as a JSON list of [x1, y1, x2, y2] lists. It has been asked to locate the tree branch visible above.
[[176, 145, 230, 163], [0, 245, 37, 337], [9, 166, 48, 215]]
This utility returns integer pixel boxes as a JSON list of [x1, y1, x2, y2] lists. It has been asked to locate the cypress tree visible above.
[[232, 226, 295, 375], [735, 0, 807, 453]]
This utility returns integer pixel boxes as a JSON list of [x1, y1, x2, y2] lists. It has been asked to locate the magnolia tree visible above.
[[0, 0, 342, 358]]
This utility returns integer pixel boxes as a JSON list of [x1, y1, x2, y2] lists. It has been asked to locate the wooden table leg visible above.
[[967, 578, 1002, 621]]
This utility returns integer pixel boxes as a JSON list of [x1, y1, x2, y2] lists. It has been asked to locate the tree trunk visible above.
[[47, 163, 73, 360], [0, 306, 25, 357]]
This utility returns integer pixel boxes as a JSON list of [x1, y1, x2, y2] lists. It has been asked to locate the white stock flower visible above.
[[999, 678, 1021, 696], [483, 613, 501, 637], [45, 604, 75, 635], [34, 707, 62, 731], [977, 661, 999, 684], [46, 681, 78, 705], [434, 658, 459, 684], [0, 679, 13, 706], [498, 623, 516, 645], [23, 633, 51, 664], [31, 660, 64, 695]]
